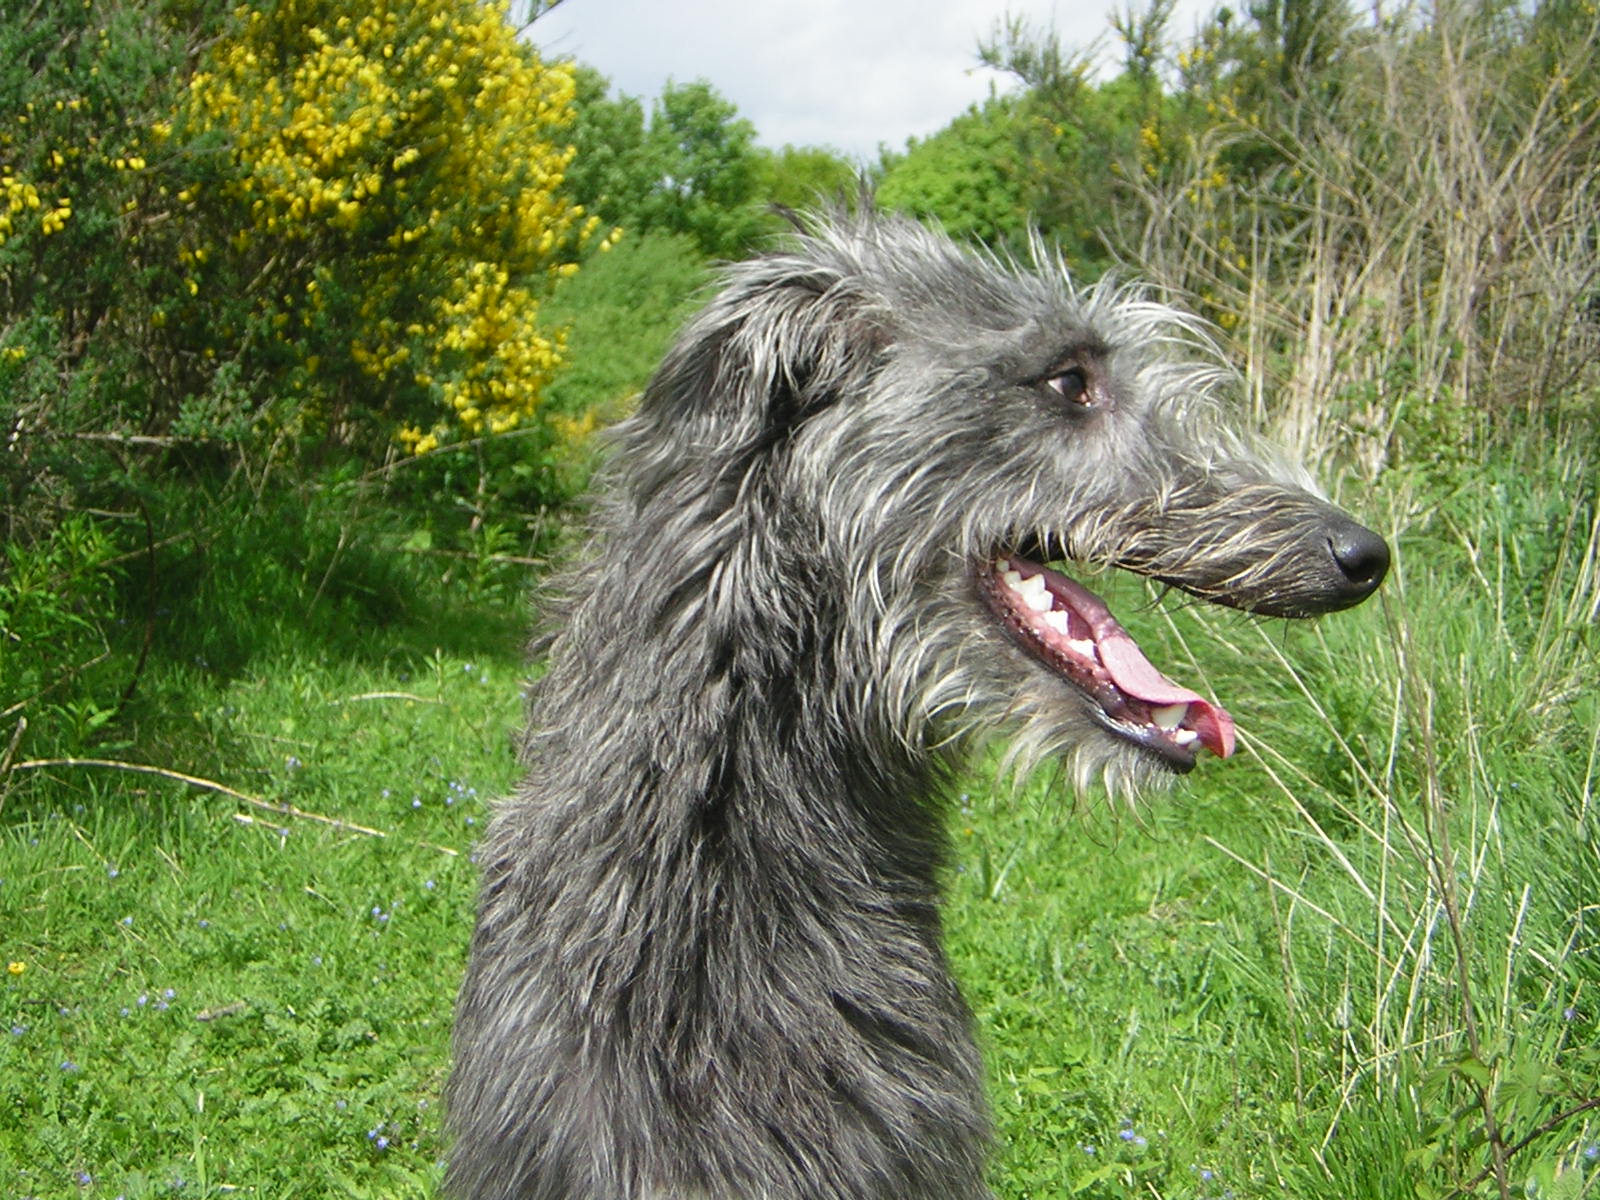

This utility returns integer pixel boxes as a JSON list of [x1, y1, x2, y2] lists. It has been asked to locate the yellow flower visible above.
[[7, 961, 24, 976]]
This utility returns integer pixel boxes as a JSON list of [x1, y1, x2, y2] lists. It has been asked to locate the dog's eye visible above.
[[1045, 368, 1090, 406]]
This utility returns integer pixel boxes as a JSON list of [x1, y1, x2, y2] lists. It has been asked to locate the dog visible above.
[[445, 209, 1388, 1199]]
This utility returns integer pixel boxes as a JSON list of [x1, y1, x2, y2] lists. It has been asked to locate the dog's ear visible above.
[[639, 262, 883, 450]]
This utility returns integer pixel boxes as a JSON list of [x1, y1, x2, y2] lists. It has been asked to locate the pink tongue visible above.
[[1048, 570, 1237, 758]]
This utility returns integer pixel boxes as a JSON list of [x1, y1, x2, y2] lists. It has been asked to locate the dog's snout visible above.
[[1326, 518, 1390, 600]]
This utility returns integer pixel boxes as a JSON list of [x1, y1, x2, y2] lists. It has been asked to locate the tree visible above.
[[173, 0, 603, 454], [561, 65, 650, 228], [754, 144, 860, 217], [638, 80, 764, 257], [876, 98, 1029, 251], [559, 73, 767, 259]]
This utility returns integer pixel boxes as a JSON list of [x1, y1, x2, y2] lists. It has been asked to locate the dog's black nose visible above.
[[1327, 518, 1390, 598]]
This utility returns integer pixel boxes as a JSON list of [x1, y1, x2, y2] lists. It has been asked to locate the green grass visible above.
[[1, 651, 523, 1197], [4, 438, 1599, 1198]]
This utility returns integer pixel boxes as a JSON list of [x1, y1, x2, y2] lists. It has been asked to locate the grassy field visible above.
[[3, 431, 1599, 1199]]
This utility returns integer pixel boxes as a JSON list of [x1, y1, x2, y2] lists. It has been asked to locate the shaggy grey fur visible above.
[[445, 210, 1388, 1200]]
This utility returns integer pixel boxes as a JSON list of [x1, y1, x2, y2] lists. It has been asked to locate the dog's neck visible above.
[[485, 519, 962, 981]]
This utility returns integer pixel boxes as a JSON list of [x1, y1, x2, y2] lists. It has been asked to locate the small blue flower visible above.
[[60, 1060, 78, 1072], [75, 1170, 91, 1185]]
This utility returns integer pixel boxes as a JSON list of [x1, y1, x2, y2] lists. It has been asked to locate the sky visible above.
[[528, 0, 1219, 163]]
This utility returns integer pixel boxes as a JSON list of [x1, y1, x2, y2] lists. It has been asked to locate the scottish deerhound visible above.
[[446, 210, 1388, 1199]]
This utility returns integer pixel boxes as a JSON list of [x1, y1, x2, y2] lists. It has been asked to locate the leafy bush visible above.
[[1125, 2, 1600, 471], [0, 0, 619, 759], [876, 97, 1031, 251], [172, 0, 604, 454], [1, 0, 604, 466]]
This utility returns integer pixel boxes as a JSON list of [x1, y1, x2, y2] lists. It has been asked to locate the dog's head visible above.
[[618, 208, 1388, 789]]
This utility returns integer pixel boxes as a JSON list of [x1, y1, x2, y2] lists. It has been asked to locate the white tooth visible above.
[[1151, 703, 1188, 731], [1066, 638, 1097, 661], [996, 558, 1010, 572], [1001, 570, 1023, 588], [1043, 610, 1070, 636], [1015, 574, 1052, 612], [1173, 729, 1199, 746]]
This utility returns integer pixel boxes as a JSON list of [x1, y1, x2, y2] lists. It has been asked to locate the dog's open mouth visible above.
[[978, 555, 1236, 771]]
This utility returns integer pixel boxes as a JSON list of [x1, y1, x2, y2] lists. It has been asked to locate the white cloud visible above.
[[529, 0, 1215, 163]]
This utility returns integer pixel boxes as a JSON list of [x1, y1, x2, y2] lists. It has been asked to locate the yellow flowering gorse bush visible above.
[[180, 0, 600, 450], [0, 174, 45, 244]]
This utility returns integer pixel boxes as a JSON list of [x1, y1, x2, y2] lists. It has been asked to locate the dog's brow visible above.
[[1045, 338, 1111, 371]]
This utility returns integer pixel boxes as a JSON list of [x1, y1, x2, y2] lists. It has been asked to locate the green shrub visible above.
[[171, 0, 604, 455]]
